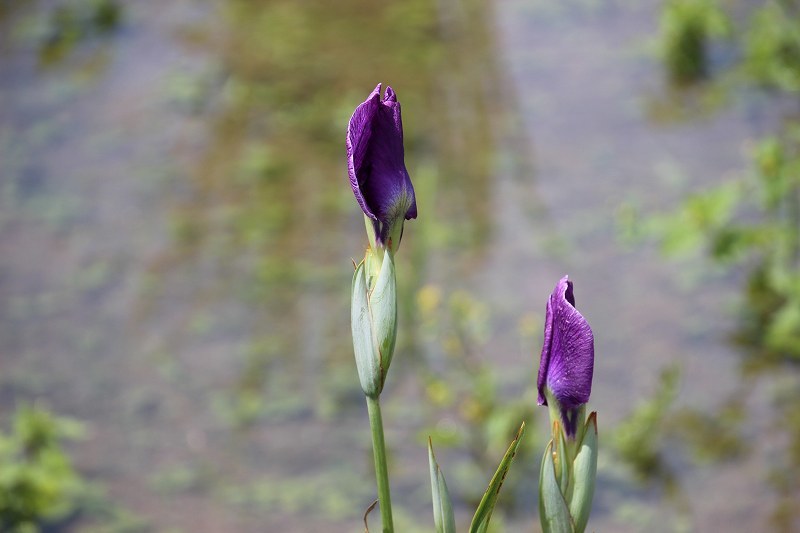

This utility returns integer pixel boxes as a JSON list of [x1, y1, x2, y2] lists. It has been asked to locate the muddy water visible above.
[[0, 0, 796, 531]]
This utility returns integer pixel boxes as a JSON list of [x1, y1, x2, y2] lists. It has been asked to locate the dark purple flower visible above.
[[537, 276, 594, 438], [347, 84, 417, 248]]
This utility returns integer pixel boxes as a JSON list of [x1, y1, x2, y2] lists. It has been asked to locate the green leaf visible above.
[[428, 438, 457, 533], [469, 422, 525, 533], [539, 440, 574, 533], [568, 413, 598, 533], [351, 261, 379, 397]]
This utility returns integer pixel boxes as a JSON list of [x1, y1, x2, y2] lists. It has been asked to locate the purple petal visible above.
[[347, 83, 382, 221], [537, 276, 595, 436], [346, 84, 417, 244]]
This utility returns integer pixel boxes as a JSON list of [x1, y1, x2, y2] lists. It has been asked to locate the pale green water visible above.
[[0, 0, 798, 531]]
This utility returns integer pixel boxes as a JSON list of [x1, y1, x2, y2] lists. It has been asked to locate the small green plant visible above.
[[647, 0, 800, 360], [637, 124, 800, 359], [39, 0, 122, 64], [0, 404, 87, 532], [612, 367, 680, 482], [739, 129, 800, 357], [658, 0, 731, 84], [744, 0, 800, 92]]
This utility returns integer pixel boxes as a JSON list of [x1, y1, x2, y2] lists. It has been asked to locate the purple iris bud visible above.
[[347, 83, 417, 248], [537, 276, 595, 438]]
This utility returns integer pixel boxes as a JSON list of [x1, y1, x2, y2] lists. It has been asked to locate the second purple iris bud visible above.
[[536, 276, 598, 533]]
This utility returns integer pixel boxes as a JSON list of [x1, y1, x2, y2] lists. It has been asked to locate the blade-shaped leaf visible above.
[[469, 422, 525, 533], [428, 438, 457, 533]]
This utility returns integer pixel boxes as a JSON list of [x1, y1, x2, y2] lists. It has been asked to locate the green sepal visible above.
[[369, 248, 397, 386], [428, 438, 457, 533], [539, 439, 575, 533], [351, 261, 380, 397], [469, 422, 525, 533], [568, 412, 597, 533]]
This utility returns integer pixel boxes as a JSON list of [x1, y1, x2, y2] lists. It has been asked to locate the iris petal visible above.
[[347, 84, 417, 245], [537, 276, 595, 437]]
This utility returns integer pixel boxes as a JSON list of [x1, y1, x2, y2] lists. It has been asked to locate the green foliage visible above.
[[0, 404, 87, 532], [658, 0, 730, 84], [744, 1, 800, 92], [766, 376, 800, 530], [39, 0, 122, 64], [641, 123, 800, 359], [612, 365, 746, 486], [669, 401, 747, 464], [737, 127, 800, 357], [612, 367, 680, 482], [650, 0, 800, 361], [644, 8, 800, 525], [643, 180, 743, 259], [605, 364, 749, 531]]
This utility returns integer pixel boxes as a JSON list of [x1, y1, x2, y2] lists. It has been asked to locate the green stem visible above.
[[366, 395, 394, 533]]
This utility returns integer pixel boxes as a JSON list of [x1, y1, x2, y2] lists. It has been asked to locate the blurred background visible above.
[[1, 0, 799, 531]]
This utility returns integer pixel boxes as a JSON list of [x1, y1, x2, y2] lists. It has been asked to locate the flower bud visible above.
[[537, 276, 594, 440], [537, 276, 598, 533], [347, 84, 417, 253]]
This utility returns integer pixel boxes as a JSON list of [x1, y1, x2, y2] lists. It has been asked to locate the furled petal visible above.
[[347, 84, 417, 246], [537, 276, 594, 436]]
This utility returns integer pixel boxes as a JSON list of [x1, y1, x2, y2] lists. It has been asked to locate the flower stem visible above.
[[366, 394, 394, 532]]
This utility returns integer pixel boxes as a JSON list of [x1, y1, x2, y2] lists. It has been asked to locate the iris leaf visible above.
[[428, 438, 457, 533], [469, 422, 525, 533]]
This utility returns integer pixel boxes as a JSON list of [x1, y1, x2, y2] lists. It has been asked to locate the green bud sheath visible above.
[[351, 261, 380, 397], [351, 248, 398, 398], [369, 248, 398, 383], [539, 439, 575, 533], [568, 413, 597, 533]]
